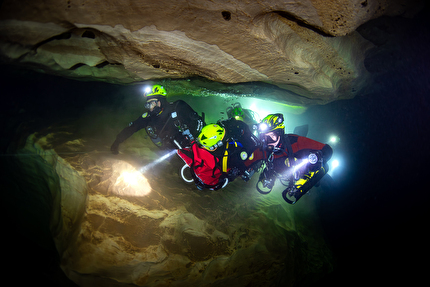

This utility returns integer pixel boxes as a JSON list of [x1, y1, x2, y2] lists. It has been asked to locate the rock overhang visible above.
[[0, 0, 425, 108]]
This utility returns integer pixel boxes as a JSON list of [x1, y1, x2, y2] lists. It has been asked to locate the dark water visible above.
[[1, 5, 430, 287], [309, 7, 430, 285]]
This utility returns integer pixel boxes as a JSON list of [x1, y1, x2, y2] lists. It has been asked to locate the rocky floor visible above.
[[12, 107, 333, 286]]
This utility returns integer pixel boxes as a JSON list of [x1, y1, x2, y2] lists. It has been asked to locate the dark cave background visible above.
[[315, 4, 430, 285]]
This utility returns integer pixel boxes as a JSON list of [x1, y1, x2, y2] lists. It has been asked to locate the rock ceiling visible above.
[[0, 0, 424, 106]]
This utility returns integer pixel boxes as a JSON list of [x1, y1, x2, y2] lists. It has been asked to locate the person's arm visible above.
[[110, 114, 148, 154], [178, 100, 201, 120]]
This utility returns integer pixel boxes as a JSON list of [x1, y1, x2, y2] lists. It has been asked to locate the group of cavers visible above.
[[111, 85, 333, 204]]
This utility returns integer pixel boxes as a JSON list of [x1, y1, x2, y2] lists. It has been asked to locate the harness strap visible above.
[[223, 142, 229, 173], [222, 141, 239, 173], [153, 102, 180, 141]]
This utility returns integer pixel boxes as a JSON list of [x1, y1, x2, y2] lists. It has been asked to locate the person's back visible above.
[[215, 118, 261, 179], [144, 99, 204, 149]]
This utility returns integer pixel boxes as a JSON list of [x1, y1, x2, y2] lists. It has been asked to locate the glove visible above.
[[110, 141, 120, 155]]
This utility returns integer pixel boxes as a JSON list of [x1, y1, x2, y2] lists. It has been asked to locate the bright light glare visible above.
[[143, 86, 152, 95], [332, 159, 339, 169], [250, 103, 270, 121], [328, 159, 340, 176], [281, 158, 309, 179], [122, 171, 139, 185], [294, 158, 309, 173], [111, 149, 176, 197], [329, 135, 339, 145], [259, 123, 268, 132], [114, 169, 151, 197]]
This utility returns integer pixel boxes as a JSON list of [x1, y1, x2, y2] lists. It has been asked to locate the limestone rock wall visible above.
[[0, 0, 424, 104]]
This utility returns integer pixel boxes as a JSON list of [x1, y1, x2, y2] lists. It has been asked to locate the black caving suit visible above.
[[111, 99, 205, 153], [213, 118, 261, 182]]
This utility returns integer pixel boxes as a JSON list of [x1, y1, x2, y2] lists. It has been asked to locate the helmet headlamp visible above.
[[143, 86, 152, 95], [259, 114, 285, 135], [259, 123, 269, 132], [144, 85, 167, 99]]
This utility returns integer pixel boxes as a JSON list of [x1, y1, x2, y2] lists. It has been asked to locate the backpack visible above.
[[177, 142, 224, 189]]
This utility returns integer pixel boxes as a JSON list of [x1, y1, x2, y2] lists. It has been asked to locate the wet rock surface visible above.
[[0, 0, 424, 104]]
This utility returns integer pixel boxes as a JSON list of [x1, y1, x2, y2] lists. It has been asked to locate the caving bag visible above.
[[177, 142, 227, 190]]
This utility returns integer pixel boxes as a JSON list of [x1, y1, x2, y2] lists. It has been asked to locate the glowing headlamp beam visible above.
[[293, 158, 309, 173], [282, 154, 321, 181], [280, 158, 309, 180], [139, 149, 177, 173]]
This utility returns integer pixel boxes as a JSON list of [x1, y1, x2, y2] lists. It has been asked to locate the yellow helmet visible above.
[[259, 114, 285, 134], [198, 124, 225, 151], [144, 85, 167, 100]]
